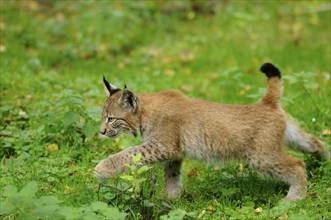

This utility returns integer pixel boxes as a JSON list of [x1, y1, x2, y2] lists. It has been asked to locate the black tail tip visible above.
[[260, 63, 281, 79]]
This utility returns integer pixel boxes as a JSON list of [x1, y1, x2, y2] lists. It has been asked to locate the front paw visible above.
[[94, 159, 116, 180]]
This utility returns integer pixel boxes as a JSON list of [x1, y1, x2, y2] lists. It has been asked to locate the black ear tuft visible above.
[[124, 84, 127, 89], [103, 75, 120, 96], [103, 75, 111, 92], [260, 63, 281, 79]]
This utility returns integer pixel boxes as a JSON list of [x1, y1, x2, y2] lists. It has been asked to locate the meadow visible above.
[[0, 1, 330, 219]]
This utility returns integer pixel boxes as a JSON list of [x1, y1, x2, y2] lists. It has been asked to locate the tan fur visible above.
[[95, 69, 330, 201]]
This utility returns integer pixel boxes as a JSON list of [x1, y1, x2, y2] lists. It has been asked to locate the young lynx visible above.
[[94, 63, 330, 201]]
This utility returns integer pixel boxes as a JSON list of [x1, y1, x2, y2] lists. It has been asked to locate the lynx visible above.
[[94, 63, 330, 201]]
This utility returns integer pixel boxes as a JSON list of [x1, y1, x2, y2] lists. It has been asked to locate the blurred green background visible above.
[[1, 1, 330, 219]]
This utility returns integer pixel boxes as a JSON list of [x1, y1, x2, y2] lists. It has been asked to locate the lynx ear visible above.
[[103, 76, 120, 97], [119, 89, 138, 112]]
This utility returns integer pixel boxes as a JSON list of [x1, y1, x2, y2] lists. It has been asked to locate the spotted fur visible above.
[[95, 63, 330, 201]]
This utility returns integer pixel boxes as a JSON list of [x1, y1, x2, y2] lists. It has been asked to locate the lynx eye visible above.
[[106, 117, 116, 123]]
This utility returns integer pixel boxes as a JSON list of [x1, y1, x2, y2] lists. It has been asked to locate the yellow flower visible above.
[[47, 144, 59, 152]]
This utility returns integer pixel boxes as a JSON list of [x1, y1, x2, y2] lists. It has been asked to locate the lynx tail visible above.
[[260, 63, 282, 108]]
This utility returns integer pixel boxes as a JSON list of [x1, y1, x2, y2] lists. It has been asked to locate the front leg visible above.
[[164, 159, 182, 200], [94, 142, 178, 179]]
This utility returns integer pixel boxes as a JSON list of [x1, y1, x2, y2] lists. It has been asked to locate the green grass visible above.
[[1, 1, 330, 219]]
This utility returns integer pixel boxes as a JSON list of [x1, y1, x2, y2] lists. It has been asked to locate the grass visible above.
[[0, 1, 330, 219]]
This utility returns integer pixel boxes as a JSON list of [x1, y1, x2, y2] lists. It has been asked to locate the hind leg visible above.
[[247, 150, 307, 201], [286, 119, 331, 159]]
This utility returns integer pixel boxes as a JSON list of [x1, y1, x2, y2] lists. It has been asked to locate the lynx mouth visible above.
[[105, 128, 137, 138], [106, 130, 119, 138]]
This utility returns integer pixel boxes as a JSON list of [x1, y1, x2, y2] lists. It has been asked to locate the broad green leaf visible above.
[[132, 153, 142, 163], [54, 99, 68, 107], [19, 181, 38, 197], [137, 165, 150, 174], [0, 199, 16, 214], [31, 205, 59, 217], [82, 121, 98, 138], [80, 211, 98, 220], [160, 208, 187, 220], [69, 97, 84, 106], [17, 197, 36, 209], [102, 207, 127, 220], [120, 175, 134, 181], [35, 196, 59, 206], [2, 185, 18, 197], [55, 207, 76, 219], [124, 164, 137, 172], [64, 111, 80, 126], [103, 192, 116, 200], [132, 178, 146, 187], [91, 201, 108, 212], [87, 106, 102, 121]]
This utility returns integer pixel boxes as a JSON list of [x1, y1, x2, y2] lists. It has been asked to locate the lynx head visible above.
[[99, 76, 140, 138]]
